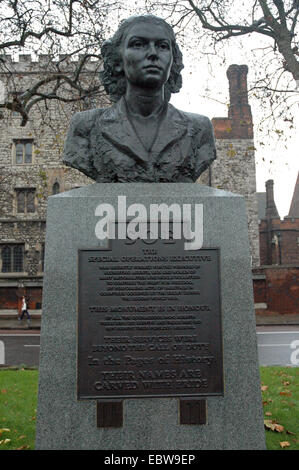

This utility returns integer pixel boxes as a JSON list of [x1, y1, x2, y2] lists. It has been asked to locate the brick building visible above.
[[254, 176, 299, 315], [0, 58, 260, 312], [259, 177, 299, 266]]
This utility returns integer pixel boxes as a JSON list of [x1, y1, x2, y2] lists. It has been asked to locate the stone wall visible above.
[[209, 139, 259, 267], [198, 64, 259, 267], [0, 55, 96, 308]]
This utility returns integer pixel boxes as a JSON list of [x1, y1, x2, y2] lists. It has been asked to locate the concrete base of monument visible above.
[[35, 183, 266, 450]]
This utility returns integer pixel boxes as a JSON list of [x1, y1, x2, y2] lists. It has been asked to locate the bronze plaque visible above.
[[77, 234, 223, 399]]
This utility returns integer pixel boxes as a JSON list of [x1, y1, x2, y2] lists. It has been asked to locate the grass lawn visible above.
[[260, 366, 299, 450], [0, 368, 38, 450], [0, 366, 298, 450]]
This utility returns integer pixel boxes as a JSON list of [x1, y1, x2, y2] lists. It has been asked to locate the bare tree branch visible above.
[[182, 0, 299, 82], [0, 0, 116, 125]]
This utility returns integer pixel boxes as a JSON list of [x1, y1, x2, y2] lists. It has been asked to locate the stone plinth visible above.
[[35, 183, 265, 450]]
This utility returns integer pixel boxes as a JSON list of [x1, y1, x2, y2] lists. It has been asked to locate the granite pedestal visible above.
[[35, 183, 265, 450]]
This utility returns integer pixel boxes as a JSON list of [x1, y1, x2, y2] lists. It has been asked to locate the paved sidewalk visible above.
[[0, 318, 41, 329], [0, 310, 41, 330], [256, 313, 299, 326]]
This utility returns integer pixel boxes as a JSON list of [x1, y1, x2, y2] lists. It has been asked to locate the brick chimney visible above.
[[288, 172, 299, 218], [212, 64, 253, 139], [262, 179, 280, 265], [265, 179, 280, 219]]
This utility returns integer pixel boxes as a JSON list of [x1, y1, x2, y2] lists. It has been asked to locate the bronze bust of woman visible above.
[[63, 15, 216, 182]]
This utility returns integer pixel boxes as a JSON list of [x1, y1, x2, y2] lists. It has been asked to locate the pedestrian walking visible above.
[[19, 296, 31, 327]]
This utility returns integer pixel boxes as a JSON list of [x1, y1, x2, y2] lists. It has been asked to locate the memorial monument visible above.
[[35, 15, 265, 450], [62, 15, 216, 182]]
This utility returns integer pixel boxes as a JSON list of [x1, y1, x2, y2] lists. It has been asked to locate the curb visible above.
[[1, 315, 299, 330]]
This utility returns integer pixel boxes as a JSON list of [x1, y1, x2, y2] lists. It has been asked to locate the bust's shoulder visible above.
[[174, 105, 212, 127], [185, 111, 212, 127], [169, 104, 213, 134], [69, 107, 105, 133]]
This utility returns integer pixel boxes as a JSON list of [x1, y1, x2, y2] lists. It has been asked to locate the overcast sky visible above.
[[111, 1, 299, 218], [6, 1, 298, 217], [169, 36, 299, 219]]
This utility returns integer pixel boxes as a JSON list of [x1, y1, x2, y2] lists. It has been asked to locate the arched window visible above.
[[16, 189, 25, 212], [15, 143, 24, 164], [16, 189, 35, 213], [52, 181, 60, 195], [14, 140, 33, 164]]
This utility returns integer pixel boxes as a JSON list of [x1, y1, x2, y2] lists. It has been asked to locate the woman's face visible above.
[[119, 21, 173, 90]]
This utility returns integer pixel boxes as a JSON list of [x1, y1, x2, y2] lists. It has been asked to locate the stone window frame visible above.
[[14, 188, 36, 214], [0, 243, 25, 274], [12, 139, 34, 165]]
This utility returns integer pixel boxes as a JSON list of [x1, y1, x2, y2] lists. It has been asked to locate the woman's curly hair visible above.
[[100, 15, 184, 103]]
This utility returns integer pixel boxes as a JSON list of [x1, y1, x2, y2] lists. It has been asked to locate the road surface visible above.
[[0, 330, 40, 367], [1, 326, 299, 368], [256, 326, 299, 367]]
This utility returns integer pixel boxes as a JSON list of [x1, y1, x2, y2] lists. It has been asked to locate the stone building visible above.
[[0, 55, 96, 311], [199, 64, 259, 267], [0, 57, 260, 311]]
